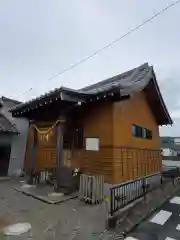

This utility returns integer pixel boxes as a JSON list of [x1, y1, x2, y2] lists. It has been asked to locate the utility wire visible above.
[[21, 88, 33, 96], [19, 0, 180, 97]]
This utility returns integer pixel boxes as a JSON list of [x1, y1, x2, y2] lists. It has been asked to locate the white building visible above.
[[161, 137, 180, 168]]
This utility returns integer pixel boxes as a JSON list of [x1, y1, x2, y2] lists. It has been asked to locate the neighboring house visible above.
[[161, 136, 180, 156], [161, 136, 180, 168], [0, 97, 29, 176], [10, 63, 172, 184], [161, 137, 176, 156]]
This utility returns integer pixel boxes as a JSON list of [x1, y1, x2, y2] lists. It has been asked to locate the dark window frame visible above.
[[132, 124, 152, 140], [132, 124, 143, 138], [63, 126, 83, 150], [145, 128, 152, 140]]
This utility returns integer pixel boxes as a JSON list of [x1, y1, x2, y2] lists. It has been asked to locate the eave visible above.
[[9, 63, 173, 126], [10, 88, 90, 117], [9, 87, 119, 118], [151, 69, 173, 126]]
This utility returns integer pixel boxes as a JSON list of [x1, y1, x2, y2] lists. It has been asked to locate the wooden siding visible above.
[[113, 92, 162, 183], [113, 147, 161, 182], [71, 148, 113, 183], [71, 101, 114, 182], [24, 125, 57, 171], [25, 101, 114, 182], [24, 92, 162, 184]]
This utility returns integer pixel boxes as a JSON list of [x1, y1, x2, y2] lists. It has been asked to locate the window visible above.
[[145, 129, 152, 140], [132, 124, 137, 137], [174, 138, 180, 145], [132, 124, 152, 140], [143, 128, 147, 138], [132, 124, 143, 138]]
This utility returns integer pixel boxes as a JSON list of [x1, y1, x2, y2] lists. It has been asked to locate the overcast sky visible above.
[[0, 0, 180, 136]]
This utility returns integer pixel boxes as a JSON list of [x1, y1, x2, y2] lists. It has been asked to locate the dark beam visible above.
[[60, 92, 85, 103], [28, 126, 37, 184], [55, 119, 66, 191]]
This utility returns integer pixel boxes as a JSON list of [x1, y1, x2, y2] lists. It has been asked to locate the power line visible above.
[[9, 88, 33, 100], [21, 88, 33, 96], [19, 0, 180, 97]]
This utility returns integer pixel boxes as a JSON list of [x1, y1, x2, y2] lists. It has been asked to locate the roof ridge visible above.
[[1, 96, 22, 105], [0, 113, 18, 133], [80, 62, 149, 92]]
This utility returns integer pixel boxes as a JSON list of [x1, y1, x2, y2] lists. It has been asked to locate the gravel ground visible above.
[[0, 180, 119, 240]]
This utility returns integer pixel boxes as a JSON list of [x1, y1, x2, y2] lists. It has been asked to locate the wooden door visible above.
[[35, 126, 57, 169]]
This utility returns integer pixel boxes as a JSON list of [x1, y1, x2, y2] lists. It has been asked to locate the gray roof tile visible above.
[[0, 114, 18, 133], [81, 63, 149, 93], [9, 62, 172, 125]]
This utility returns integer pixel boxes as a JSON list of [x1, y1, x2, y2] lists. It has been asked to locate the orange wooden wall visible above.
[[113, 92, 160, 149], [25, 125, 57, 171], [71, 101, 114, 183], [25, 92, 162, 184], [113, 92, 162, 183]]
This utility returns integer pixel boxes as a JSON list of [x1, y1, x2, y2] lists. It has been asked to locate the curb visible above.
[[0, 177, 10, 182], [13, 187, 78, 204], [123, 184, 180, 237], [107, 197, 144, 229]]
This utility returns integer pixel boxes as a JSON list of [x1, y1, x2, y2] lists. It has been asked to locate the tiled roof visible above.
[[0, 114, 18, 133], [1, 96, 21, 105], [9, 63, 172, 125], [10, 63, 152, 112], [81, 63, 150, 94]]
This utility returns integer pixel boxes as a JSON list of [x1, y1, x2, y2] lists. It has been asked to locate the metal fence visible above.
[[109, 168, 180, 216], [163, 156, 180, 161]]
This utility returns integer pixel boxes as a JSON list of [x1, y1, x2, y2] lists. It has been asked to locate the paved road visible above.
[[125, 190, 180, 240], [3, 180, 180, 240], [0, 180, 112, 239]]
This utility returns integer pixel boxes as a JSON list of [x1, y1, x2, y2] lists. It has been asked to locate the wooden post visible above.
[[28, 125, 37, 184], [55, 119, 65, 191]]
